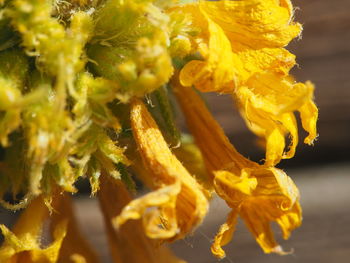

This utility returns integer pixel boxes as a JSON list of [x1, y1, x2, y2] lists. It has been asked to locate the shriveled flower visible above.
[[98, 174, 185, 263], [174, 83, 301, 258], [178, 0, 318, 165], [115, 99, 209, 240], [0, 197, 67, 263], [213, 169, 301, 258], [0, 0, 317, 261]]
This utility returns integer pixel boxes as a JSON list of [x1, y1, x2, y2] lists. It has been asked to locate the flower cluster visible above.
[[0, 0, 317, 262]]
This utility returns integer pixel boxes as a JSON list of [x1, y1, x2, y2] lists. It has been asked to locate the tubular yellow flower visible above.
[[114, 99, 208, 241], [98, 174, 185, 263], [174, 83, 302, 258], [0, 197, 67, 263], [179, 0, 318, 165]]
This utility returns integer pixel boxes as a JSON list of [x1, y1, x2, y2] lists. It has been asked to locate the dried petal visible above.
[[234, 74, 318, 165], [174, 83, 301, 258], [0, 197, 67, 262], [178, 0, 317, 165], [115, 99, 208, 240], [98, 175, 186, 263], [179, 0, 301, 93]]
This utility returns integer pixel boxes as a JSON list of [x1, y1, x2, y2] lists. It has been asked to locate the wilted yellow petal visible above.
[[173, 83, 256, 179], [277, 202, 302, 240], [239, 203, 282, 254], [178, 3, 238, 93], [239, 168, 302, 254], [114, 182, 181, 239], [98, 175, 185, 263], [214, 168, 301, 257], [115, 98, 208, 240], [0, 197, 67, 263], [201, 0, 301, 48], [179, 0, 301, 93], [30, 221, 67, 263], [178, 0, 317, 165], [213, 170, 257, 205], [174, 83, 301, 258], [211, 210, 238, 259], [234, 74, 318, 165], [299, 97, 319, 145]]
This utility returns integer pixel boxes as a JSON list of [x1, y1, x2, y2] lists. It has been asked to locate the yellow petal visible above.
[[234, 74, 317, 165], [30, 220, 67, 263], [179, 0, 301, 93], [98, 175, 186, 263], [239, 74, 314, 115], [214, 167, 301, 255], [213, 170, 257, 206], [252, 167, 299, 209], [174, 82, 301, 257], [298, 93, 318, 145], [178, 0, 318, 164], [240, 200, 300, 254], [280, 113, 298, 159], [201, 0, 301, 48], [11, 197, 48, 243], [179, 4, 238, 93], [277, 202, 302, 240], [231, 45, 296, 79], [240, 167, 301, 253], [239, 203, 282, 254], [0, 197, 67, 263], [114, 182, 181, 239], [116, 98, 208, 240], [211, 210, 238, 259]]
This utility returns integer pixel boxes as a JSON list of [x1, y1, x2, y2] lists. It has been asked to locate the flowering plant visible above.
[[0, 0, 318, 262]]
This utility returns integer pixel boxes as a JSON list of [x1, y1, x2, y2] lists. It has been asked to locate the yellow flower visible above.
[[179, 0, 318, 165], [174, 83, 301, 258], [98, 174, 186, 263], [234, 74, 318, 165], [213, 169, 301, 258], [0, 197, 67, 263], [179, 0, 300, 92], [114, 98, 209, 241]]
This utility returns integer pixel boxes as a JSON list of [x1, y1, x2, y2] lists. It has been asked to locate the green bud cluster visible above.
[[0, 0, 197, 208]]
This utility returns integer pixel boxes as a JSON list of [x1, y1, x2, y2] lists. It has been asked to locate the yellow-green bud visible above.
[[169, 35, 191, 58]]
